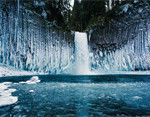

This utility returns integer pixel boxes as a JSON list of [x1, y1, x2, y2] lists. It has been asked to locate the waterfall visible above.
[[74, 32, 91, 74]]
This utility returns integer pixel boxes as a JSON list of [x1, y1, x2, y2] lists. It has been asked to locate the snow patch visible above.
[[134, 0, 139, 4], [122, 4, 132, 13], [34, 1, 45, 7], [42, 10, 47, 19], [138, 7, 143, 13]]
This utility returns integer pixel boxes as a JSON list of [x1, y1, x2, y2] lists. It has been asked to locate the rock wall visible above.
[[0, 1, 74, 74], [89, 2, 150, 71]]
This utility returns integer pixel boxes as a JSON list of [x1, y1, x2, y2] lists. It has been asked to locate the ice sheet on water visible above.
[[0, 96, 18, 107], [0, 89, 16, 96], [0, 76, 40, 107], [0, 82, 18, 107]]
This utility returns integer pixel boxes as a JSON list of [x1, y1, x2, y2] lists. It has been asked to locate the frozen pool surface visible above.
[[0, 76, 150, 117]]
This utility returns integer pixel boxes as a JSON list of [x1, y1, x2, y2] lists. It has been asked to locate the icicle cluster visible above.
[[0, 1, 74, 74]]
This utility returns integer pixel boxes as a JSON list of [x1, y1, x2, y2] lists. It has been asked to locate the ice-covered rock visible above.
[[29, 90, 34, 93], [19, 76, 40, 84], [26, 76, 40, 84]]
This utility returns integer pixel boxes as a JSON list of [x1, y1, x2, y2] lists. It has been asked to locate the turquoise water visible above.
[[0, 75, 150, 117]]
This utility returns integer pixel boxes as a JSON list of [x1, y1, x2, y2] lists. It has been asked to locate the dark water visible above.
[[0, 75, 150, 117]]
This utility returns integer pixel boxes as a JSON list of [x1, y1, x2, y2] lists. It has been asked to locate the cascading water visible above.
[[74, 32, 91, 74]]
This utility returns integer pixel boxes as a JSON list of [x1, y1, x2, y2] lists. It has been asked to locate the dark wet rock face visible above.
[[89, 1, 150, 71]]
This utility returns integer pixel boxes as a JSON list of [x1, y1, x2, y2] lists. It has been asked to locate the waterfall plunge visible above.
[[74, 32, 91, 74]]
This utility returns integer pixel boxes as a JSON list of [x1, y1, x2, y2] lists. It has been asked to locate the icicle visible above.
[[0, 9, 3, 63], [18, 0, 20, 14]]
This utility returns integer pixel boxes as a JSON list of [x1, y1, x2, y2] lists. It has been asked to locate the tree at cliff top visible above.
[[68, 0, 82, 31], [68, 0, 149, 31], [68, 0, 105, 31], [81, 0, 105, 31]]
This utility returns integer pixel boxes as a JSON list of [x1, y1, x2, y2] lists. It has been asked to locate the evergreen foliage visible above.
[[13, 0, 150, 31], [68, 0, 105, 31], [68, 0, 149, 31]]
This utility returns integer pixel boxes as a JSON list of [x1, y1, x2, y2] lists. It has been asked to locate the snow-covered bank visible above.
[[94, 71, 150, 75], [0, 64, 46, 77]]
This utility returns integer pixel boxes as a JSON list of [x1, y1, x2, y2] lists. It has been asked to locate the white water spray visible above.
[[74, 32, 91, 74]]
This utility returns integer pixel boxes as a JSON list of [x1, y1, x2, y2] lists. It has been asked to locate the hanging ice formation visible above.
[[0, 1, 74, 74]]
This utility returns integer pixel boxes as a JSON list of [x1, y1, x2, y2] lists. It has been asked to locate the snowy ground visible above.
[[0, 63, 45, 77], [1, 63, 150, 77], [95, 71, 150, 75]]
